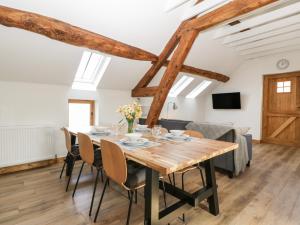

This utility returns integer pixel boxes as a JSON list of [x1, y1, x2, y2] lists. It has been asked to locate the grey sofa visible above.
[[139, 118, 252, 178]]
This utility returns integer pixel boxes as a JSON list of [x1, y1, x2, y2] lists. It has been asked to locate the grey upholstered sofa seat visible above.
[[139, 118, 252, 178]]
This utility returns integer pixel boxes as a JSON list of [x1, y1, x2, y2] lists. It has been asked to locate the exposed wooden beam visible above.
[[144, 0, 276, 126], [163, 61, 229, 82], [134, 23, 183, 89], [195, 0, 205, 4], [0, 5, 158, 61], [133, 15, 230, 90], [180, 0, 279, 34], [146, 30, 199, 127], [131, 87, 158, 97], [214, 1, 300, 39]]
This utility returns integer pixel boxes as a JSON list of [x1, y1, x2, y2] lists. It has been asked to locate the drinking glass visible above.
[[111, 124, 118, 136], [151, 125, 162, 137]]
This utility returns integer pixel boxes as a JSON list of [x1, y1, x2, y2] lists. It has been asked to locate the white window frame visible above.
[[72, 51, 111, 91]]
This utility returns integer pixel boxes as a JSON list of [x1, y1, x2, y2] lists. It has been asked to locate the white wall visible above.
[[139, 96, 205, 122], [0, 81, 133, 166], [68, 89, 133, 125], [203, 51, 300, 140], [0, 79, 204, 167]]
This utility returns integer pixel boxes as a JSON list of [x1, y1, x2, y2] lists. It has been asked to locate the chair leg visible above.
[[127, 191, 131, 200], [162, 180, 167, 208], [72, 161, 85, 197], [59, 160, 66, 179], [168, 174, 173, 185], [134, 190, 138, 204], [172, 173, 176, 187], [199, 167, 206, 187], [66, 159, 75, 192], [126, 190, 134, 225], [89, 169, 100, 216], [100, 168, 104, 183], [94, 179, 109, 222]]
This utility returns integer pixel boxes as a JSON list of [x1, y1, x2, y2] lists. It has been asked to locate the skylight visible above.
[[186, 80, 212, 98], [168, 75, 194, 98], [72, 51, 111, 91]]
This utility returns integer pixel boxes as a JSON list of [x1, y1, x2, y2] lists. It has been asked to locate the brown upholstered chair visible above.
[[72, 133, 104, 216], [183, 129, 204, 138], [94, 140, 167, 225], [59, 128, 81, 192]]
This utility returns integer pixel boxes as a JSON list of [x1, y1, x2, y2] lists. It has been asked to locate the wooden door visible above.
[[262, 72, 300, 147]]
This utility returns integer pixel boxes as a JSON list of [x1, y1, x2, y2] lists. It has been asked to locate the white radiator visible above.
[[0, 124, 55, 167]]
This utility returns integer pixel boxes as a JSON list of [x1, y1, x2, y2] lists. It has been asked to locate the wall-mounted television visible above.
[[212, 92, 241, 109]]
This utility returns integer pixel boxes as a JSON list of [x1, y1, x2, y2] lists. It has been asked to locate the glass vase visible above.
[[127, 119, 134, 133]]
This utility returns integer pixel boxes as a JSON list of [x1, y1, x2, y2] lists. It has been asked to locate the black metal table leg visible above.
[[204, 159, 219, 215], [144, 168, 160, 225]]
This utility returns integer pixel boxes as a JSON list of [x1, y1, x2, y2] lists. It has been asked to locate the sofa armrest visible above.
[[243, 134, 253, 161]]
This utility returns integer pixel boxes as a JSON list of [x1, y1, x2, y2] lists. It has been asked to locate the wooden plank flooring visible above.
[[0, 143, 300, 225]]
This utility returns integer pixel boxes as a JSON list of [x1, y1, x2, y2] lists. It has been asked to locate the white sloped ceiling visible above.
[[0, 0, 270, 90]]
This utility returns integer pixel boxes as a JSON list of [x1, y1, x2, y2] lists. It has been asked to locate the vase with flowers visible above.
[[117, 101, 142, 133]]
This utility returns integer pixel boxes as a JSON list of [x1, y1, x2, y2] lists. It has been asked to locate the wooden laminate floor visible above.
[[0, 143, 300, 225]]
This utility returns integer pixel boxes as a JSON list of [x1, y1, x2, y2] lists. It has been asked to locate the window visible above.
[[186, 80, 212, 98], [168, 75, 194, 98], [72, 51, 111, 91], [68, 99, 95, 128], [277, 81, 291, 93]]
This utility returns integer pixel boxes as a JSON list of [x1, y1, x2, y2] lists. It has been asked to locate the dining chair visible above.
[[184, 129, 204, 139], [72, 133, 104, 216], [94, 140, 167, 224], [172, 129, 206, 222], [60, 128, 81, 192]]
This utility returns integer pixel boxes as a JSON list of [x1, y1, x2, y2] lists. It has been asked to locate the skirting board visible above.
[[0, 157, 65, 175], [252, 139, 262, 144]]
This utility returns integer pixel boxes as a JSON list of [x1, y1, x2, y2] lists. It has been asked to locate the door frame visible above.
[[262, 71, 300, 147], [68, 99, 95, 126]]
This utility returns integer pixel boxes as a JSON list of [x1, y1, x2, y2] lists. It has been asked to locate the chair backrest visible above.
[[63, 127, 72, 153], [101, 140, 127, 186], [78, 133, 95, 165], [184, 130, 204, 138]]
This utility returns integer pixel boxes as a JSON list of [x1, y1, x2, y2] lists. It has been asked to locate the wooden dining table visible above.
[[67, 126, 238, 225]]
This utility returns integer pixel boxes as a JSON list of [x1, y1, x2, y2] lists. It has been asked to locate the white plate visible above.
[[120, 138, 149, 146], [165, 133, 190, 141], [94, 126, 109, 132], [90, 131, 110, 136], [135, 128, 151, 132], [137, 125, 148, 129]]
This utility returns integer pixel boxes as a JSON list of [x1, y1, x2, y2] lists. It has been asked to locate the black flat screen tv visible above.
[[212, 92, 241, 109]]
